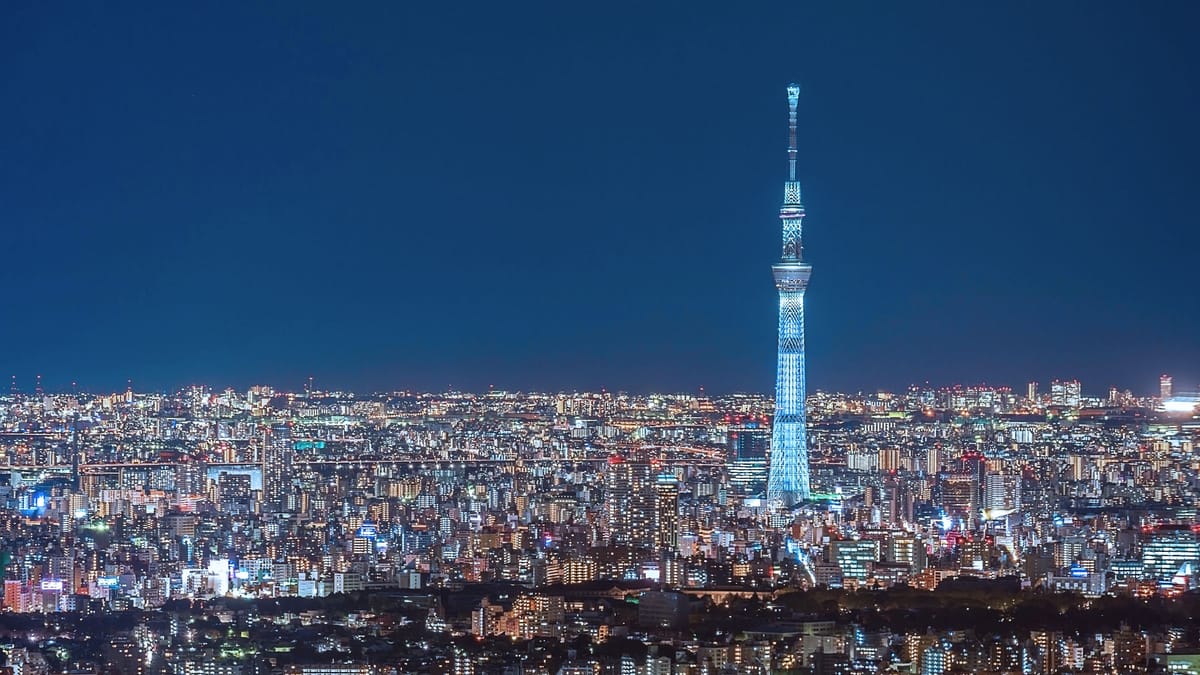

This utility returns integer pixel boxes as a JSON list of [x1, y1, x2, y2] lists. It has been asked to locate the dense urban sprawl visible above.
[[0, 378, 1198, 674]]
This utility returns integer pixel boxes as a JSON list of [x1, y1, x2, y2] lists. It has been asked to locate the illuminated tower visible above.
[[1161, 374, 1173, 400], [767, 83, 812, 506]]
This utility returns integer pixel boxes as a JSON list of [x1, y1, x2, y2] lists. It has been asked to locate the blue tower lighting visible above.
[[767, 84, 812, 507]]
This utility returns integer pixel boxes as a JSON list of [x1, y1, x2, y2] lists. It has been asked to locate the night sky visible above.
[[2, 3, 1197, 395]]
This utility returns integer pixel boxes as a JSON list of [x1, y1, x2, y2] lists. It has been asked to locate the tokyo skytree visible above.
[[767, 84, 812, 506]]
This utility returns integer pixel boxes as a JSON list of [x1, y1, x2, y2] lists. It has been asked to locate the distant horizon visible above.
[[6, 373, 1189, 399]]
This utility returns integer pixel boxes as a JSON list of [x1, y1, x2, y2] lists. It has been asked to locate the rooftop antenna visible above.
[[787, 84, 799, 182]]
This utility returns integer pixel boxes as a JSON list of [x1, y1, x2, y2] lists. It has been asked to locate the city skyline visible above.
[[2, 4, 1198, 394], [1, 373, 1191, 401], [4, 5, 1200, 674], [1, 365, 1196, 672]]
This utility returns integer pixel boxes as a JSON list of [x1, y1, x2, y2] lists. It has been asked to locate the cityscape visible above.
[[2, 85, 1199, 674], [0, 376, 1198, 674], [5, 3, 1199, 675]]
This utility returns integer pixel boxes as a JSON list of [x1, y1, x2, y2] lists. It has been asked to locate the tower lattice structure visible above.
[[767, 84, 812, 506]]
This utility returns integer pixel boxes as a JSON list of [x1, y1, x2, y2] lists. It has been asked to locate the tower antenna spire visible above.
[[778, 84, 805, 262], [787, 83, 799, 181]]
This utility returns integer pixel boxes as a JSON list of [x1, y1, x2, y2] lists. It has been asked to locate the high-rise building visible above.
[[940, 474, 978, 527], [1142, 527, 1200, 581], [217, 472, 252, 512], [831, 539, 879, 584], [263, 422, 293, 511], [883, 474, 914, 525], [69, 414, 82, 493], [960, 451, 986, 515], [512, 593, 565, 640], [885, 535, 926, 572], [1161, 374, 1173, 400], [1049, 380, 1082, 408], [1031, 631, 1063, 674], [604, 457, 655, 548], [1027, 381, 1038, 403], [920, 643, 947, 675], [767, 84, 812, 506], [727, 416, 769, 494], [983, 473, 1021, 513], [654, 473, 679, 553]]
